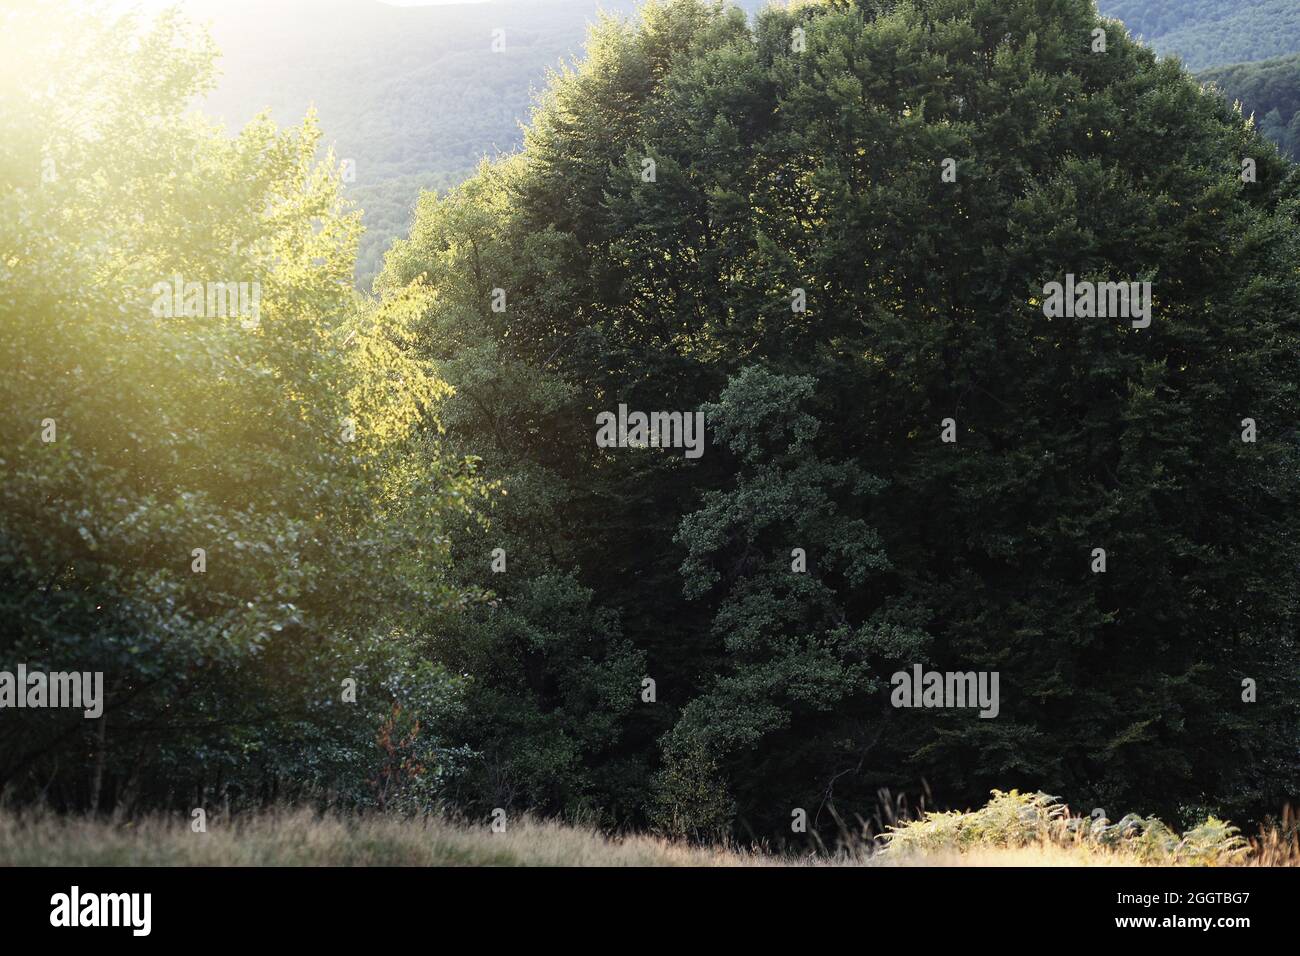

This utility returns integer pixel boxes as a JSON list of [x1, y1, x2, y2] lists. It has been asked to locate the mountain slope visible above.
[[194, 0, 767, 287], [1096, 0, 1300, 71], [1199, 54, 1300, 160], [189, 0, 1298, 287]]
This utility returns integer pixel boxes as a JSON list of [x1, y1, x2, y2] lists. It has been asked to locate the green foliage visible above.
[[0, 2, 479, 810], [191, 0, 1299, 289], [882, 789, 1250, 865], [882, 790, 1071, 853], [196, 0, 770, 290], [383, 0, 1300, 839], [649, 742, 737, 840], [1199, 54, 1300, 160], [661, 367, 903, 834], [380, 168, 650, 820], [438, 573, 647, 819], [7, 0, 1299, 842], [1097, 0, 1300, 70]]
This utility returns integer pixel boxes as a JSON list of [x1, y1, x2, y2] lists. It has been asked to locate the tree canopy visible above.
[[0, 2, 479, 810], [1200, 54, 1300, 161], [1097, 0, 1300, 71], [380, 0, 1300, 838], [3, 0, 1297, 842]]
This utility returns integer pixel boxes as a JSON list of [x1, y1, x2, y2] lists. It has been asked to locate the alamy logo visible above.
[[890, 665, 1000, 718], [595, 404, 705, 459], [0, 664, 103, 718], [1042, 274, 1152, 328], [150, 274, 261, 328], [50, 886, 151, 936]]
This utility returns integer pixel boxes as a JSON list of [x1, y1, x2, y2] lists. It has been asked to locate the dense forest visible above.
[[2, 0, 1299, 845], [1201, 55, 1300, 162], [1097, 0, 1300, 71], [195, 0, 1300, 289]]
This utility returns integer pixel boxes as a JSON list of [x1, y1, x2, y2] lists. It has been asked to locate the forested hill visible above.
[[194, 0, 766, 286], [1096, 0, 1300, 71], [1200, 55, 1300, 161], [8, 0, 1300, 843], [191, 0, 1300, 288]]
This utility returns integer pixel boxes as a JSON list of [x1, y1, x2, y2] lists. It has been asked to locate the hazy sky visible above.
[[102, 0, 495, 10], [88, 0, 500, 24]]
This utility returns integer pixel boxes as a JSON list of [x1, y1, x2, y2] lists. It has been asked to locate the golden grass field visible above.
[[1, 794, 1295, 867]]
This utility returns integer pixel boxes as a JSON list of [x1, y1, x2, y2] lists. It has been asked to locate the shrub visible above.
[[881, 789, 1250, 865]]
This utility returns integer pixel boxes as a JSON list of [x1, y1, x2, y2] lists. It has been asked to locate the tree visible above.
[[0, 1, 478, 810], [385, 0, 1300, 838], [662, 367, 912, 837]]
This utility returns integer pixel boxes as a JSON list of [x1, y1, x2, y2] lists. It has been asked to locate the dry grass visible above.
[[1246, 805, 1300, 867], [0, 809, 772, 867], [0, 804, 1295, 866]]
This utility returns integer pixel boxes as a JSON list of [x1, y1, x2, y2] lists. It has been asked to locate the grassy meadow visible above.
[[3, 792, 1295, 867]]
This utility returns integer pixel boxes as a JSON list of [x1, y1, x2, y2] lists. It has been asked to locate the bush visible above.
[[882, 790, 1250, 865]]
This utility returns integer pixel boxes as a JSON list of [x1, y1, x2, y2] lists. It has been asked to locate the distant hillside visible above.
[[1199, 54, 1300, 161], [195, 0, 766, 288], [1096, 0, 1300, 71], [189, 0, 1298, 288]]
